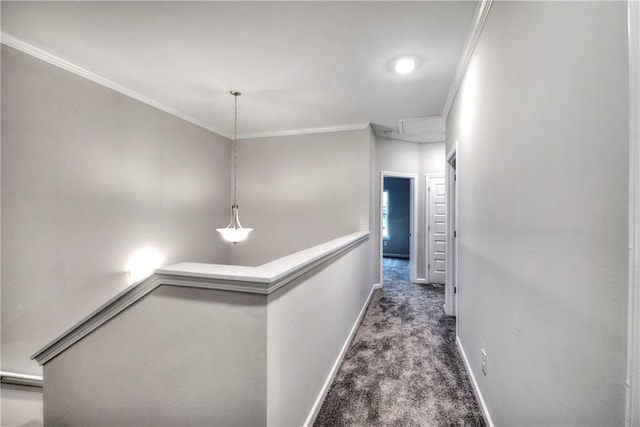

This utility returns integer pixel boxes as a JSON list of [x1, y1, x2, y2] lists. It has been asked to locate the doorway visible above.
[[445, 143, 458, 317], [380, 172, 417, 285]]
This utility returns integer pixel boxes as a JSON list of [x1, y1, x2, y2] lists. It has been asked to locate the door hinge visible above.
[[454, 230, 457, 238], [454, 286, 457, 294], [428, 263, 431, 270], [454, 174, 457, 181], [428, 225, 431, 232]]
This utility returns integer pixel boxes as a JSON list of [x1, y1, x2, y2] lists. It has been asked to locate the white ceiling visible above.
[[1, 1, 477, 140]]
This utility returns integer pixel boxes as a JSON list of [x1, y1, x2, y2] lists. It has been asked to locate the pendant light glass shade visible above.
[[217, 90, 253, 244], [217, 205, 253, 243]]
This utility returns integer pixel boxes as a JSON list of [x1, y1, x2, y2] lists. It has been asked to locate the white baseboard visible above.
[[415, 277, 428, 284], [303, 283, 377, 427], [456, 336, 494, 427]]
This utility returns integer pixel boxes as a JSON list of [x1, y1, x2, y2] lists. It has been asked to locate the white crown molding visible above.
[[1, 33, 370, 141], [238, 122, 370, 140], [441, 0, 493, 119], [1, 32, 232, 139]]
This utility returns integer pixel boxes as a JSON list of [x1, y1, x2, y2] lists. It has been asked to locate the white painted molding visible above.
[[1, 33, 371, 141], [457, 336, 494, 427], [0, 33, 231, 139], [445, 141, 458, 317], [442, 0, 493, 119], [372, 283, 382, 290], [415, 278, 428, 284], [627, 1, 640, 425], [31, 231, 369, 365], [304, 282, 377, 427], [239, 122, 370, 140], [0, 371, 44, 388]]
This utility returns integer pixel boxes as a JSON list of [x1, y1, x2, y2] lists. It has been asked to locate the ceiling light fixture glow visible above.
[[394, 57, 416, 75]]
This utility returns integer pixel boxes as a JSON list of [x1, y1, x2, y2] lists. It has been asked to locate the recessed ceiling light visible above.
[[394, 57, 416, 75]]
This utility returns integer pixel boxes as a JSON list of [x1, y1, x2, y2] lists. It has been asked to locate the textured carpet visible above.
[[314, 258, 485, 427]]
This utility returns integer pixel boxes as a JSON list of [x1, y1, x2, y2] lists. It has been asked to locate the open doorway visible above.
[[445, 143, 458, 317], [380, 172, 417, 285]]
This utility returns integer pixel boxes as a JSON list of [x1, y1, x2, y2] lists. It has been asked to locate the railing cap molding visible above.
[[31, 231, 370, 365]]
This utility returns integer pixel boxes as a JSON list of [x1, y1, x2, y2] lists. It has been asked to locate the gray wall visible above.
[[447, 2, 628, 424], [383, 177, 410, 257], [44, 286, 267, 426], [267, 239, 373, 426], [1, 45, 231, 423], [232, 129, 372, 266], [374, 138, 445, 283]]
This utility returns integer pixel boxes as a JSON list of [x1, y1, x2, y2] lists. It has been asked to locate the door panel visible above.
[[428, 176, 446, 284]]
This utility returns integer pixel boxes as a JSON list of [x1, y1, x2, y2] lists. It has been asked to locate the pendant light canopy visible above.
[[217, 90, 253, 244]]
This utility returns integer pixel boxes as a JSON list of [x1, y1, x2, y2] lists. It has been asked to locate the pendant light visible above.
[[217, 90, 253, 244]]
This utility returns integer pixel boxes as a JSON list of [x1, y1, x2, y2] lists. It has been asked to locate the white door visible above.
[[428, 176, 446, 284]]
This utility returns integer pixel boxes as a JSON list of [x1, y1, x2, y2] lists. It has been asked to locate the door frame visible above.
[[380, 171, 418, 284], [445, 142, 458, 317], [627, 1, 640, 425], [425, 174, 446, 285]]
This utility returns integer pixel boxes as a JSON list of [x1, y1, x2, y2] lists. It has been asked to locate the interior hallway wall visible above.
[[1, 45, 231, 426], [231, 128, 372, 266], [446, 2, 628, 424], [374, 137, 445, 284]]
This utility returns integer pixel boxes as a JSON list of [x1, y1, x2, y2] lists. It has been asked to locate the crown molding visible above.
[[1, 33, 370, 141], [238, 122, 371, 140], [1, 32, 232, 139], [441, 0, 493, 119]]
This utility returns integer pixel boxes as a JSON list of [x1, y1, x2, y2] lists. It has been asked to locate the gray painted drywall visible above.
[[383, 177, 410, 257], [0, 385, 43, 427], [1, 44, 231, 423], [267, 240, 373, 426], [374, 138, 445, 283], [44, 286, 267, 426], [447, 2, 628, 424], [231, 129, 371, 266]]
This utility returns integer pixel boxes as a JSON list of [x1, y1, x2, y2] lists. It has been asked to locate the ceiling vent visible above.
[[399, 116, 445, 136]]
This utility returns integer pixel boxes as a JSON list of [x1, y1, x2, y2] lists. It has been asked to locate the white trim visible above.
[[238, 122, 370, 140], [442, 0, 493, 119], [0, 371, 44, 388], [457, 336, 494, 427], [303, 282, 376, 427], [32, 231, 369, 365], [380, 172, 419, 284], [415, 278, 428, 284], [627, 1, 640, 425], [1, 33, 371, 141], [445, 142, 458, 317], [0, 33, 231, 138], [372, 283, 382, 290]]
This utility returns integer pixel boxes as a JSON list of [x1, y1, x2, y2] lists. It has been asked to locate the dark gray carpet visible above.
[[314, 258, 485, 427]]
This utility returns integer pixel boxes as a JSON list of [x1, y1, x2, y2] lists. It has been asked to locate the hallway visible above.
[[314, 258, 484, 426]]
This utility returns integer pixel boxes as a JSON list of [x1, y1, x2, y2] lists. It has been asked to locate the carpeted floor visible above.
[[314, 257, 485, 427]]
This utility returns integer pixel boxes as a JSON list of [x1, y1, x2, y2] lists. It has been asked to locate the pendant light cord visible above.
[[232, 91, 239, 207]]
